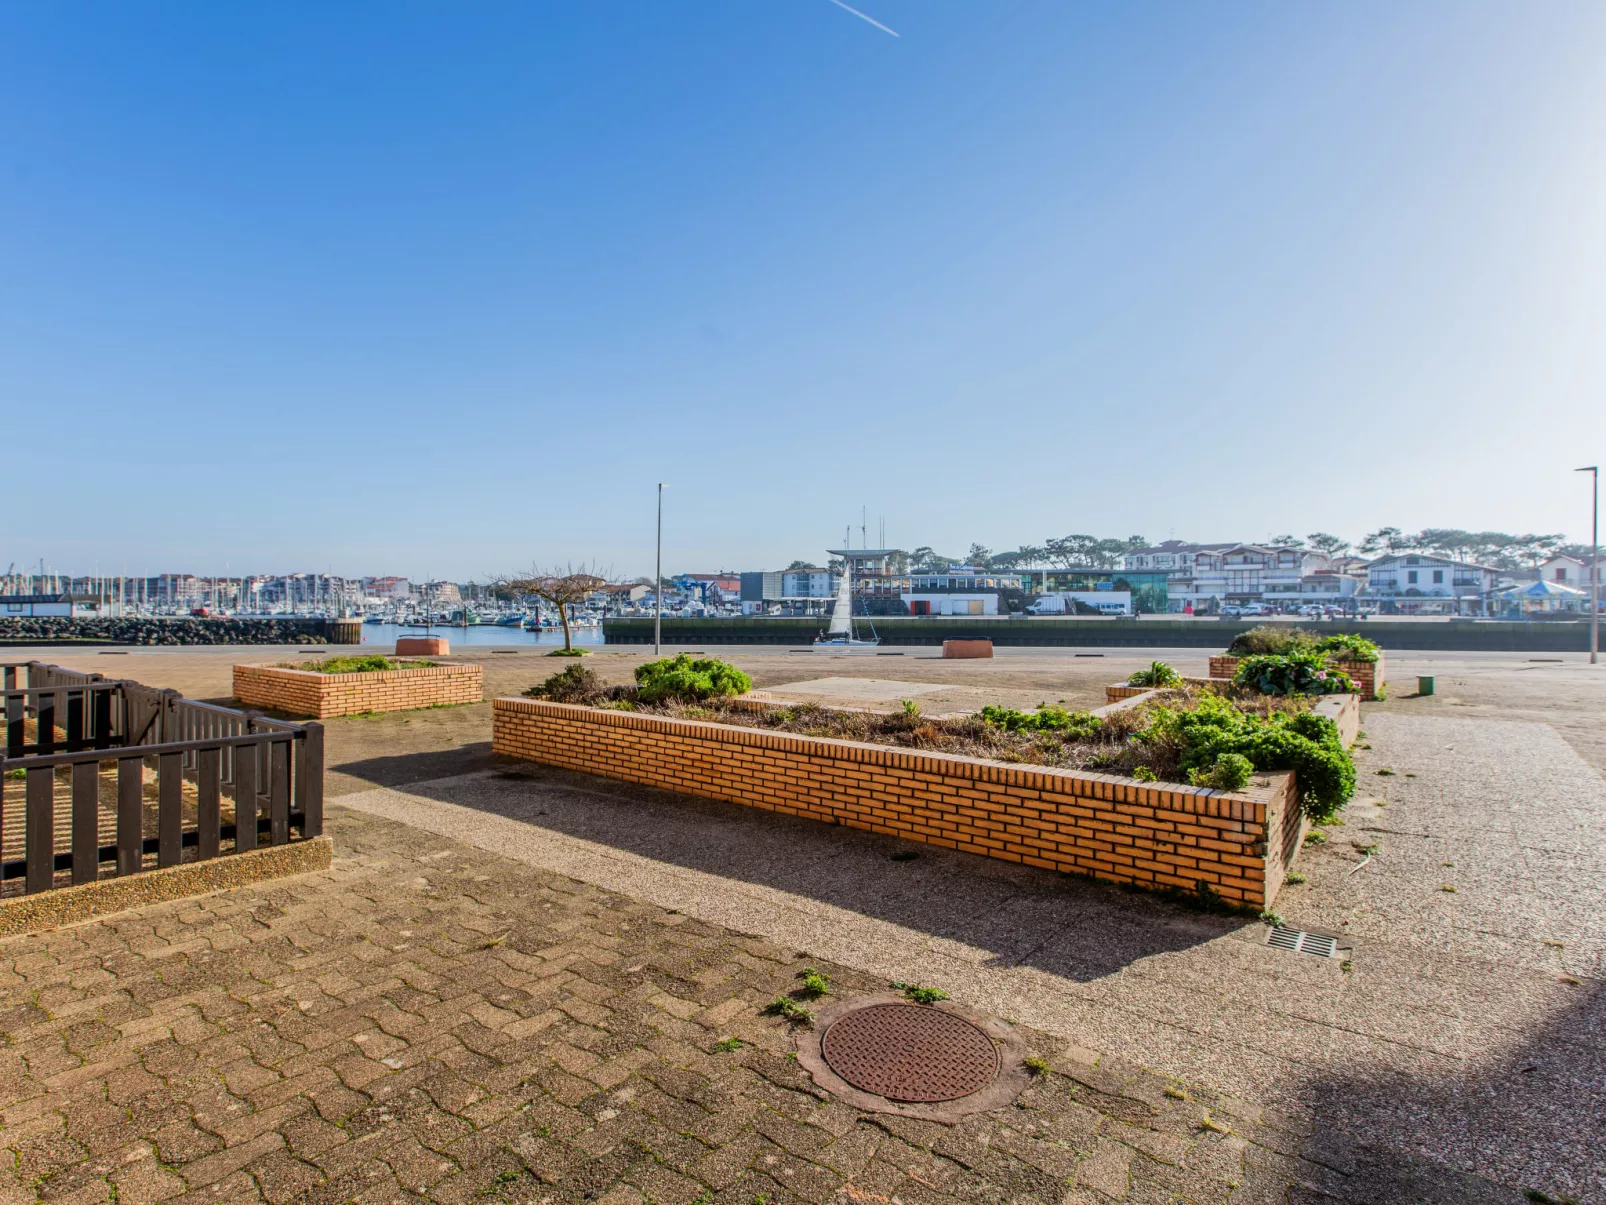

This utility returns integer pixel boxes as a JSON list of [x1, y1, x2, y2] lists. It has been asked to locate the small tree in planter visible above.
[[492, 564, 609, 654]]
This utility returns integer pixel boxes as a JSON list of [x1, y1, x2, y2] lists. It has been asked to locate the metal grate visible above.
[[821, 1004, 999, 1103], [1268, 926, 1339, 959]]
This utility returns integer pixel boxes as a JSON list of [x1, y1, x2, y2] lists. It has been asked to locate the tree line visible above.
[[786, 528, 1591, 576]]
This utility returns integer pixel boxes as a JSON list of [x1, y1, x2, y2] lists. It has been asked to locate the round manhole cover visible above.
[[821, 1003, 999, 1102]]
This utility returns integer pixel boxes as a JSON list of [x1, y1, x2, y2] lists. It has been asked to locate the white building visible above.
[[1540, 555, 1603, 590], [1122, 542, 1237, 575], [904, 593, 998, 616], [1162, 544, 1336, 612], [1364, 554, 1499, 614]]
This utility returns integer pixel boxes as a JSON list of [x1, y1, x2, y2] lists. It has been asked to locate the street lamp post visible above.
[[1579, 466, 1599, 664], [654, 484, 666, 655]]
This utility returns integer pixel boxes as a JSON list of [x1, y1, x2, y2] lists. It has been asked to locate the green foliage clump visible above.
[[1136, 692, 1355, 820], [524, 663, 603, 703], [1316, 632, 1380, 663], [1126, 660, 1182, 688], [1189, 752, 1253, 792], [797, 967, 831, 998], [296, 655, 434, 674], [978, 705, 1102, 740], [1233, 653, 1353, 696], [634, 654, 752, 704], [1226, 625, 1320, 657], [762, 996, 812, 1024], [891, 982, 950, 1004]]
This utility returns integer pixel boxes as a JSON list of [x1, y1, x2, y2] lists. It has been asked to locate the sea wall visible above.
[[0, 616, 337, 646], [602, 616, 1594, 653]]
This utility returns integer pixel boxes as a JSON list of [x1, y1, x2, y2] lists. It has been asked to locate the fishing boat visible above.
[[813, 560, 880, 652], [494, 613, 526, 628]]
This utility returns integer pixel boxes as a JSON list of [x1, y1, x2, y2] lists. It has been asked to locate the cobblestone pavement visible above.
[[0, 810, 1521, 1205]]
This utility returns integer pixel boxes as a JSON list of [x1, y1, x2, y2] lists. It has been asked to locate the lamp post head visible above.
[[1578, 466, 1599, 473]]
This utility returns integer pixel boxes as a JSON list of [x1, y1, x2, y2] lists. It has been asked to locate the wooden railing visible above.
[[0, 662, 323, 896]]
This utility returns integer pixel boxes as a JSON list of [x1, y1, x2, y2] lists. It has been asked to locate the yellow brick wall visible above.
[[233, 664, 483, 719], [491, 698, 1297, 906]]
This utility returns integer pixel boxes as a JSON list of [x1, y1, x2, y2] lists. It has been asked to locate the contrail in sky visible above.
[[826, 0, 900, 37]]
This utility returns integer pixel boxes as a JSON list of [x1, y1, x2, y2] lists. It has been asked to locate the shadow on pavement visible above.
[[331, 747, 1248, 985]]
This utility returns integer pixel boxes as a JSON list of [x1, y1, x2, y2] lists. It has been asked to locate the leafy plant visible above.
[[900, 698, 920, 717], [979, 705, 1102, 739], [1285, 871, 1306, 885], [1316, 633, 1380, 663], [713, 1037, 745, 1052], [1136, 692, 1355, 820], [1022, 1057, 1050, 1077], [1132, 765, 1158, 782], [294, 655, 435, 674], [1226, 625, 1321, 657], [1188, 752, 1253, 792], [546, 648, 586, 657], [900, 984, 950, 1004], [797, 967, 830, 998], [1126, 660, 1182, 688], [634, 655, 752, 704], [1233, 653, 1353, 696], [762, 996, 812, 1024], [523, 663, 603, 703]]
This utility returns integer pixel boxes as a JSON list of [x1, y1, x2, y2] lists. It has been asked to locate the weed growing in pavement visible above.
[[798, 967, 831, 998], [763, 997, 812, 1025], [1340, 960, 1353, 973], [895, 983, 950, 1004], [1304, 830, 1328, 846], [1259, 910, 1285, 927], [1023, 1057, 1050, 1076], [1439, 885, 1457, 893], [714, 1037, 744, 1052], [1164, 1086, 1188, 1100], [1285, 872, 1307, 885], [1375, 767, 1395, 776]]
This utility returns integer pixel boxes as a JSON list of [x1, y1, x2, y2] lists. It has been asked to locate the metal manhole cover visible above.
[[821, 1003, 999, 1102]]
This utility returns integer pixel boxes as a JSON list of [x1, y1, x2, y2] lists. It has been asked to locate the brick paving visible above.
[[0, 809, 1520, 1205]]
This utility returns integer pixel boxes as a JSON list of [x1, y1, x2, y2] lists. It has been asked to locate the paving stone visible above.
[[0, 806, 1527, 1205]]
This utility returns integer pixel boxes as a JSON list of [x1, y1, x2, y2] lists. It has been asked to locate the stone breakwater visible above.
[[0, 616, 329, 645]]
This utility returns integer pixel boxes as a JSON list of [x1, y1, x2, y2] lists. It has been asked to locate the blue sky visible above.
[[4, 1, 1604, 581]]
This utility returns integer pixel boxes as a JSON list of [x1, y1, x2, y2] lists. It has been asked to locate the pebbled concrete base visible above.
[[0, 836, 333, 937]]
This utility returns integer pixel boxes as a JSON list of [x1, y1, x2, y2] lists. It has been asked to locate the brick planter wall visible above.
[[234, 663, 483, 719], [1209, 654, 1383, 700], [492, 697, 1311, 906]]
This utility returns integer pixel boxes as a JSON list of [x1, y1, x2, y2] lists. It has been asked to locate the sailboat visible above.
[[813, 559, 881, 652]]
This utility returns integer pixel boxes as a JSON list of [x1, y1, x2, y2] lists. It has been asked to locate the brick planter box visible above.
[[942, 638, 994, 659], [1209, 654, 1383, 701], [492, 697, 1325, 907], [235, 662, 482, 719]]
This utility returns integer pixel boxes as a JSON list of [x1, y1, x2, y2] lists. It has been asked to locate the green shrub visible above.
[[1225, 625, 1320, 657], [978, 705, 1102, 739], [1189, 752, 1253, 792], [295, 655, 435, 674], [1316, 633, 1380, 663], [634, 655, 751, 704], [1233, 653, 1353, 696], [1127, 660, 1182, 688], [1136, 692, 1355, 820], [798, 967, 830, 998], [524, 663, 603, 703]]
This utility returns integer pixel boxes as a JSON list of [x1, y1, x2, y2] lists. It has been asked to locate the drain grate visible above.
[[1268, 926, 1339, 959]]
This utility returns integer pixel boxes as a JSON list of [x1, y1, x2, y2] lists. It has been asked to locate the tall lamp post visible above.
[[655, 483, 667, 655], [1579, 466, 1599, 664]]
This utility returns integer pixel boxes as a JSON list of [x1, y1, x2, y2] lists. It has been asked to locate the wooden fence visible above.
[[0, 661, 323, 895]]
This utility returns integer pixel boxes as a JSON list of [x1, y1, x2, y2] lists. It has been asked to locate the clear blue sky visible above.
[[5, 1, 1604, 581]]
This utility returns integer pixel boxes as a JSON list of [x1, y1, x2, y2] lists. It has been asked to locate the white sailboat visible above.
[[813, 558, 881, 652]]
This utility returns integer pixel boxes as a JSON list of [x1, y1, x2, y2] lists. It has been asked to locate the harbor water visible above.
[[350, 623, 608, 648]]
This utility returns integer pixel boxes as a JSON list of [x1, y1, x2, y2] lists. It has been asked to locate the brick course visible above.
[[492, 698, 1307, 906], [234, 663, 483, 719], [1209, 654, 1383, 700]]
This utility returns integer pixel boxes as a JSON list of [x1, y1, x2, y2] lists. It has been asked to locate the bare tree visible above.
[[491, 563, 609, 653]]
